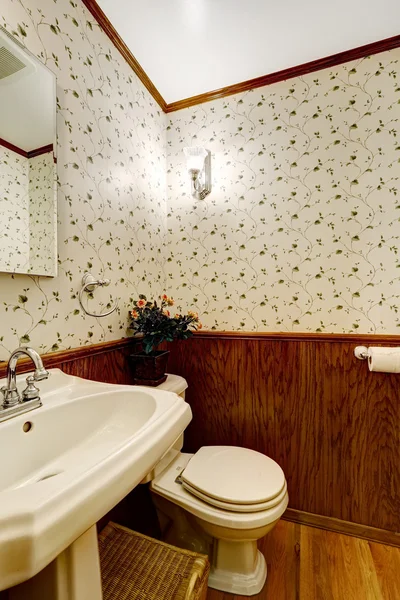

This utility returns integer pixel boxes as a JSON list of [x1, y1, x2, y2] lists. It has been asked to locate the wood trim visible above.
[[283, 508, 400, 548], [0, 336, 139, 379], [81, 0, 167, 111], [27, 144, 54, 159], [0, 138, 54, 159], [194, 330, 400, 344], [0, 136, 27, 158], [165, 35, 400, 112], [79, 2, 400, 113]]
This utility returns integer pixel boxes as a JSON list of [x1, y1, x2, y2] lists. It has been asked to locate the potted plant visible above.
[[128, 294, 201, 385]]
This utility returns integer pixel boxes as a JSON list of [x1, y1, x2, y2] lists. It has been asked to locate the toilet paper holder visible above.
[[354, 346, 369, 360]]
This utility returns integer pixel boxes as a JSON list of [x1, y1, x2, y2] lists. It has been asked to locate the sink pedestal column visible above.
[[8, 525, 102, 600]]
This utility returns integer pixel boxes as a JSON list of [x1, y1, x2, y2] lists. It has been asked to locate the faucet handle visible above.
[[22, 375, 41, 402]]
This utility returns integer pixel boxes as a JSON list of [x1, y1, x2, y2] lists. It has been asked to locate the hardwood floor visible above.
[[206, 521, 400, 599]]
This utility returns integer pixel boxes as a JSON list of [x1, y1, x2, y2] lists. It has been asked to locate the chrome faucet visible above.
[[0, 347, 49, 422]]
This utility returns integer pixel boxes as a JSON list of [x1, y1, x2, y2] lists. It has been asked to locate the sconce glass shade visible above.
[[183, 146, 212, 200], [184, 146, 207, 172]]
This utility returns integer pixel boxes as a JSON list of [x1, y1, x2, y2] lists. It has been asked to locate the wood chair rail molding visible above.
[[194, 330, 400, 343], [1, 329, 398, 379], [79, 0, 400, 113], [0, 337, 139, 379]]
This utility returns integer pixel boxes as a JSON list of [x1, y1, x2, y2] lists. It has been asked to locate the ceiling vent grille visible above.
[[0, 46, 26, 80]]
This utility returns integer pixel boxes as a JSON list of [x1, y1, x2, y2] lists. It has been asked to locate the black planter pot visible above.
[[129, 350, 170, 386]]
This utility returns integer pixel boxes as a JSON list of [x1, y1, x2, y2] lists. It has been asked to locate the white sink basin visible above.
[[0, 368, 192, 590]]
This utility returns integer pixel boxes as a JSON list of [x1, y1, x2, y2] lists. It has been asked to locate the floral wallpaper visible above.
[[0, 0, 167, 359], [1, 0, 399, 358], [28, 151, 57, 275], [0, 146, 30, 273], [166, 48, 400, 333]]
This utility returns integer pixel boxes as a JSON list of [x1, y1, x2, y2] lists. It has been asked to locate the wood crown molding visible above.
[[79, 2, 400, 113], [81, 0, 167, 111], [194, 330, 400, 344], [283, 508, 400, 548], [0, 336, 138, 379], [0, 136, 27, 158], [165, 35, 400, 112], [0, 138, 53, 159], [27, 144, 54, 159]]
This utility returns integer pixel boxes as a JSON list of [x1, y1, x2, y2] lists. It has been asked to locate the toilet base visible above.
[[209, 540, 267, 596]]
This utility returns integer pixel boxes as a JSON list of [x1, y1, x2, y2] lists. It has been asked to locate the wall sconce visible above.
[[183, 146, 211, 200]]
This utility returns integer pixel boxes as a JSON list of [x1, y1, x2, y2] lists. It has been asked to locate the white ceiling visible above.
[[97, 0, 400, 104]]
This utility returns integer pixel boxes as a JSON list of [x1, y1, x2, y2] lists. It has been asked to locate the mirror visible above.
[[0, 26, 57, 276]]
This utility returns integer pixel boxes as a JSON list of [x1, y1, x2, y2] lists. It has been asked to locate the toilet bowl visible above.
[[145, 375, 288, 596]]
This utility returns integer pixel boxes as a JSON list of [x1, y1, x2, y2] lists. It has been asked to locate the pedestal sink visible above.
[[0, 368, 192, 599]]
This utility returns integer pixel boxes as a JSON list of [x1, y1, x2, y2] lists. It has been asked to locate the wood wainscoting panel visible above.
[[0, 337, 140, 383], [167, 333, 400, 535]]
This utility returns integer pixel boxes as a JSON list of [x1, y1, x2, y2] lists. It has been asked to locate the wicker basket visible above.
[[98, 522, 210, 600]]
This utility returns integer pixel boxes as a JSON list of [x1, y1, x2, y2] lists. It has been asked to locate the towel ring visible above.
[[78, 273, 119, 318]]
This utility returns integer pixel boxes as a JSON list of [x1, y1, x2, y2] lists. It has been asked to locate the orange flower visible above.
[[131, 310, 138, 319], [167, 298, 175, 306], [162, 294, 168, 301], [163, 309, 170, 317], [197, 322, 203, 329], [188, 310, 198, 320], [137, 299, 146, 308], [174, 313, 181, 319]]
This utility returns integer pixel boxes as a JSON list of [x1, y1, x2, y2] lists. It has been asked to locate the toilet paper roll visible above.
[[368, 347, 400, 373]]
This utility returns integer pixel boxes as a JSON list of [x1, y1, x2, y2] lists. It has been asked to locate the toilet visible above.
[[143, 375, 288, 596]]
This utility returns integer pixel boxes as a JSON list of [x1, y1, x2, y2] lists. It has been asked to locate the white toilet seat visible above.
[[180, 446, 286, 512], [150, 452, 289, 530], [181, 479, 288, 513]]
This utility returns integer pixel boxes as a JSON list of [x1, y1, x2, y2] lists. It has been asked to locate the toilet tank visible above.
[[140, 374, 188, 483], [156, 374, 188, 399]]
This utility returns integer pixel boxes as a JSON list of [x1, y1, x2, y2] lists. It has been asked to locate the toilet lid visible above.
[[181, 446, 286, 507], [182, 479, 288, 513]]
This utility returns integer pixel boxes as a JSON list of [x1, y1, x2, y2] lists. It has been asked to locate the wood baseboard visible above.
[[283, 508, 400, 548]]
